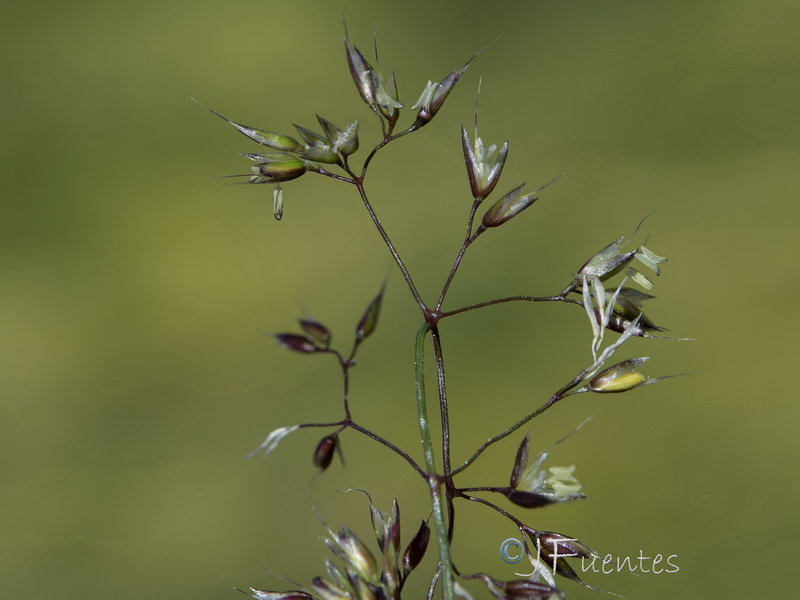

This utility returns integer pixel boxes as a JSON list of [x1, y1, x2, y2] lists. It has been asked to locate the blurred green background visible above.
[[2, 0, 797, 598]]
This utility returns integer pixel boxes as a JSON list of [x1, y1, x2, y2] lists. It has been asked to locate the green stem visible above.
[[415, 322, 453, 600]]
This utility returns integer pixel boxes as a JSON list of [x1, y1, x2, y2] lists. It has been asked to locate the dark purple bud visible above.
[[402, 520, 430, 574], [299, 319, 331, 349], [273, 333, 319, 354], [503, 580, 561, 599], [510, 432, 531, 489], [481, 184, 538, 228], [506, 490, 556, 509], [532, 535, 598, 587], [537, 532, 597, 561], [313, 435, 337, 470], [355, 285, 385, 342]]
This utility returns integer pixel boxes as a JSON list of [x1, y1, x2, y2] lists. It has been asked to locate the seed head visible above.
[[313, 435, 337, 471], [577, 237, 637, 282], [401, 520, 430, 575], [481, 183, 538, 228], [503, 579, 562, 599], [355, 284, 385, 343], [294, 124, 340, 164], [326, 528, 380, 585], [344, 38, 377, 107], [300, 319, 332, 349], [245, 154, 307, 183], [191, 98, 304, 153], [412, 65, 468, 126], [273, 333, 319, 354], [588, 357, 651, 393], [507, 432, 585, 507]]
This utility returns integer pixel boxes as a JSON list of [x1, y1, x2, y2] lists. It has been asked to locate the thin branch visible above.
[[360, 127, 417, 178], [441, 294, 580, 319], [347, 421, 426, 478], [457, 486, 509, 494], [460, 493, 527, 530], [360, 139, 390, 177], [451, 366, 592, 475], [435, 199, 485, 312], [297, 420, 349, 430], [351, 177, 428, 314], [306, 165, 355, 184]]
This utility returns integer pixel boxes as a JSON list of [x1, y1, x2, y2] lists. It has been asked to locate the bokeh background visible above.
[[2, 0, 797, 598]]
